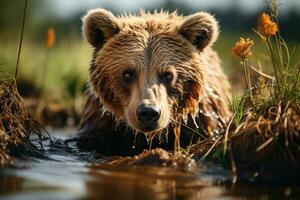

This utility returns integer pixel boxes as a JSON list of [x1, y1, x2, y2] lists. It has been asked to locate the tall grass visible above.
[[231, 0, 300, 119], [254, 0, 300, 106], [192, 0, 300, 176]]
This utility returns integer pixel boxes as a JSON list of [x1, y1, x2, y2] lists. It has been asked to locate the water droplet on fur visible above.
[[149, 136, 155, 149], [114, 121, 120, 131], [192, 117, 199, 129], [158, 133, 162, 144], [165, 129, 169, 143], [183, 116, 188, 124], [133, 131, 138, 148], [145, 134, 151, 144]]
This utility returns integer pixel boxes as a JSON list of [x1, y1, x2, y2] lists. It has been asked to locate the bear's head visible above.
[[82, 9, 219, 134]]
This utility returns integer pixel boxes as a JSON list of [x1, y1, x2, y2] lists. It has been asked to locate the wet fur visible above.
[[76, 9, 231, 155]]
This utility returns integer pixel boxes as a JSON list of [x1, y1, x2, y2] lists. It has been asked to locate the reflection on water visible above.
[[0, 161, 226, 200], [0, 130, 299, 200], [85, 165, 224, 200]]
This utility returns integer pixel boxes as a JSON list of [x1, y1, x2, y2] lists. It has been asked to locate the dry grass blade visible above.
[[223, 113, 235, 154], [228, 144, 237, 184], [249, 63, 274, 81], [256, 137, 273, 152], [200, 135, 222, 161]]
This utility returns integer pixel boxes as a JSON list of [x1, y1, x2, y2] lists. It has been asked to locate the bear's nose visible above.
[[137, 104, 161, 125]]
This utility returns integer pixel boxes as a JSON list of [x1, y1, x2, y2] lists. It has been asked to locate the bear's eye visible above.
[[160, 71, 174, 84], [122, 69, 136, 84]]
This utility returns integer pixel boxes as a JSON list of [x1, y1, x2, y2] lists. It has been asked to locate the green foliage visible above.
[[261, 0, 300, 105], [228, 93, 246, 125], [0, 37, 90, 99]]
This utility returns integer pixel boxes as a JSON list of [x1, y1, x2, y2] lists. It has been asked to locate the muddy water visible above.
[[0, 129, 299, 200]]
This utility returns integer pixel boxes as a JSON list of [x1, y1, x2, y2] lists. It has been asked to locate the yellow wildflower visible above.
[[46, 27, 56, 48], [258, 13, 278, 37], [232, 37, 254, 59]]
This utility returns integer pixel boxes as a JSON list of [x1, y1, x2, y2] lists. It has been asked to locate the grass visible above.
[[0, 75, 52, 165], [0, 0, 45, 165], [0, 37, 90, 92], [0, 36, 90, 126], [191, 0, 300, 178], [233, 0, 300, 122]]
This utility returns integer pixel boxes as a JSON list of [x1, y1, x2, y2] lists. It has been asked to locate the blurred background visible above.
[[1, 0, 299, 127]]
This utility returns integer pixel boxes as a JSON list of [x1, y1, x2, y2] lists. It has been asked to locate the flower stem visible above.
[[266, 37, 282, 99], [242, 59, 253, 104]]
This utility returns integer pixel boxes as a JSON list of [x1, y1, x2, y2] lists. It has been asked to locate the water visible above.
[[0, 129, 299, 200]]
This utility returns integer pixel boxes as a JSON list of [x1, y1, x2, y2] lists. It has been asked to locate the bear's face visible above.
[[83, 9, 219, 133]]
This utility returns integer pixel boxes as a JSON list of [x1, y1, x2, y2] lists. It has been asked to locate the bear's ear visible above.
[[178, 12, 219, 50], [82, 8, 120, 48]]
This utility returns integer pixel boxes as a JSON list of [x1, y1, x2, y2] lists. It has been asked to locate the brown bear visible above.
[[75, 9, 231, 156]]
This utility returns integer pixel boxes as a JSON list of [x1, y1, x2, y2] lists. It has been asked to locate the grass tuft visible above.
[[0, 75, 27, 164]]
